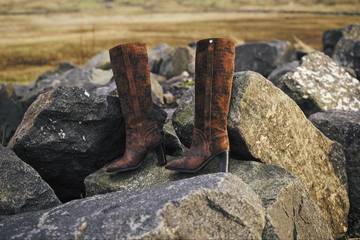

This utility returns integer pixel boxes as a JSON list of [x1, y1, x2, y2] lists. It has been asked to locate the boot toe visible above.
[[165, 158, 185, 170], [102, 162, 118, 173]]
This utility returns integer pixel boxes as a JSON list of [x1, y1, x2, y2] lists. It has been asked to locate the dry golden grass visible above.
[[0, 10, 359, 83]]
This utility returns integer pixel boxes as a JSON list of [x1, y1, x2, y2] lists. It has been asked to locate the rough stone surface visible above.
[[228, 71, 349, 237], [8, 86, 167, 202], [234, 40, 296, 77], [0, 174, 266, 240], [309, 110, 360, 237], [163, 120, 185, 156], [172, 86, 194, 148], [84, 51, 110, 70], [162, 71, 194, 102], [0, 145, 60, 215], [171, 71, 349, 237], [268, 61, 299, 88], [89, 68, 113, 86], [333, 24, 360, 79], [235, 161, 333, 240], [8, 87, 125, 202], [19, 60, 120, 109], [278, 51, 360, 116], [0, 84, 25, 146], [159, 46, 195, 78], [85, 158, 332, 239], [148, 43, 174, 74], [150, 74, 164, 105], [323, 28, 343, 56]]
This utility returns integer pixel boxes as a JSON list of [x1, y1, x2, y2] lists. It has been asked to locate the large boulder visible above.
[[0, 173, 266, 240], [323, 28, 343, 56], [309, 110, 360, 237], [0, 84, 25, 146], [333, 24, 360, 79], [85, 158, 332, 239], [278, 51, 360, 116], [8, 86, 167, 202], [0, 145, 60, 215], [235, 161, 333, 239], [234, 40, 296, 77], [8, 87, 125, 202], [228, 71, 348, 237], [172, 71, 349, 237]]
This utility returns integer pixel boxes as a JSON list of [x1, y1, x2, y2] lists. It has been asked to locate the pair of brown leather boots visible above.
[[103, 38, 235, 174]]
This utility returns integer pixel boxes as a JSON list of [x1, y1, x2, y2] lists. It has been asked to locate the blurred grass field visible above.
[[0, 0, 359, 83]]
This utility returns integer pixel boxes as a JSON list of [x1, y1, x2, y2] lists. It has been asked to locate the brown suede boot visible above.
[[165, 38, 235, 173], [103, 43, 166, 173]]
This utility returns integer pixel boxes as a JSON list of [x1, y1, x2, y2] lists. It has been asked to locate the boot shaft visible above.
[[194, 38, 235, 151], [109, 43, 153, 125]]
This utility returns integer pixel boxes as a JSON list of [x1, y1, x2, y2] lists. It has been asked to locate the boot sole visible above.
[[166, 150, 229, 173]]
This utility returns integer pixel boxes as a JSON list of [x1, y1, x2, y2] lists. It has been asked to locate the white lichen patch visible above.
[[282, 51, 360, 111], [84, 90, 90, 97], [58, 129, 66, 139]]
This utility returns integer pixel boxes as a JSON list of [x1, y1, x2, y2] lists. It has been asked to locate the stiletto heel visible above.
[[217, 151, 229, 173], [155, 143, 167, 166]]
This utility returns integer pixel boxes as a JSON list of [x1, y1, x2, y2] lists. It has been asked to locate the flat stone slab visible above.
[[0, 173, 265, 240], [85, 159, 333, 239]]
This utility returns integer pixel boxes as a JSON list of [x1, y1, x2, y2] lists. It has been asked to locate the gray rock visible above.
[[8, 86, 167, 202], [235, 40, 296, 77], [148, 43, 174, 74], [21, 62, 75, 103], [89, 68, 113, 86], [0, 173, 266, 240], [172, 86, 194, 147], [0, 145, 60, 215], [323, 28, 343, 56], [228, 71, 348, 237], [159, 46, 195, 78], [234, 161, 333, 240], [162, 71, 194, 101], [333, 24, 360, 79], [278, 51, 360, 116], [84, 157, 332, 239], [8, 87, 125, 202], [84, 51, 110, 70], [268, 61, 299, 88], [94, 80, 117, 96], [150, 73, 164, 105], [309, 110, 360, 237], [0, 84, 25, 146], [171, 71, 349, 237], [163, 120, 185, 156], [20, 61, 117, 109]]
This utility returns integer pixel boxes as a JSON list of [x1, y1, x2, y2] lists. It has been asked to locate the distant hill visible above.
[[1, 0, 359, 14]]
